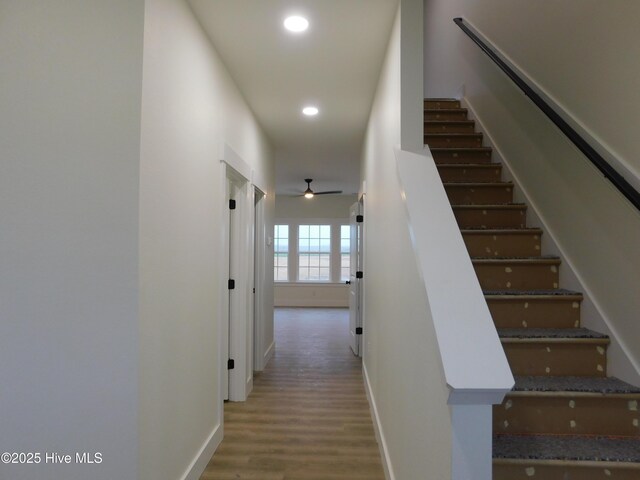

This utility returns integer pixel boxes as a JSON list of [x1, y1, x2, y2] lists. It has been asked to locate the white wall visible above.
[[275, 195, 356, 219], [424, 0, 640, 384], [361, 4, 452, 479], [0, 1, 144, 479], [139, 1, 274, 479]]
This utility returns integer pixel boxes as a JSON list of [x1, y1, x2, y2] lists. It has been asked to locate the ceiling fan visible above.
[[299, 178, 343, 198]]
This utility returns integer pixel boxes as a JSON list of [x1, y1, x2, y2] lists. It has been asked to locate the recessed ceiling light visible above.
[[302, 106, 319, 116], [284, 16, 309, 33]]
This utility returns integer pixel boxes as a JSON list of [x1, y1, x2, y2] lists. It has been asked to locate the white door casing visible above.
[[349, 201, 363, 356], [221, 159, 254, 403]]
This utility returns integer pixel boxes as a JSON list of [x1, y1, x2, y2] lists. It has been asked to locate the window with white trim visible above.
[[274, 224, 289, 282], [273, 219, 350, 283], [340, 225, 351, 282], [298, 224, 331, 281]]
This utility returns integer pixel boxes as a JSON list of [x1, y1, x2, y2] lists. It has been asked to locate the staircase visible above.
[[425, 98, 640, 479]]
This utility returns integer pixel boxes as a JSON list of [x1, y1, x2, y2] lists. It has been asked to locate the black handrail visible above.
[[453, 17, 640, 212]]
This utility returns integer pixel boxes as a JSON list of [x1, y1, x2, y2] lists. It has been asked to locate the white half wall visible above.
[[139, 1, 274, 479], [360, 3, 453, 479], [274, 284, 348, 308], [0, 1, 144, 479], [424, 0, 640, 384]]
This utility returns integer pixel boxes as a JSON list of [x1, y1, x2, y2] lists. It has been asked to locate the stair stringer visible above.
[[460, 95, 640, 386]]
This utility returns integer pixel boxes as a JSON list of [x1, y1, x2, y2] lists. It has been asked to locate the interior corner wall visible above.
[[0, 2, 144, 479], [423, 0, 640, 383], [138, 0, 274, 479], [360, 5, 452, 479]]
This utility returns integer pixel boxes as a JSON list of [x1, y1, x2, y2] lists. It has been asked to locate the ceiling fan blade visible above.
[[314, 190, 343, 195]]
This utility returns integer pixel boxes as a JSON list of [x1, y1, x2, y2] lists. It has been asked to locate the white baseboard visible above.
[[363, 363, 395, 480], [274, 299, 348, 307], [263, 340, 275, 367], [180, 422, 223, 480]]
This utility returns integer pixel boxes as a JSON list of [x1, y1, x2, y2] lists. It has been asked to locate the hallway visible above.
[[200, 308, 385, 480]]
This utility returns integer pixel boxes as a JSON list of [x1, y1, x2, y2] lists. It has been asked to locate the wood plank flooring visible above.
[[200, 308, 385, 480]]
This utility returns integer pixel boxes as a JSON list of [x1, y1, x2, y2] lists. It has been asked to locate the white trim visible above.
[[274, 298, 348, 308], [221, 143, 252, 183], [222, 161, 254, 403], [363, 363, 394, 480], [263, 340, 275, 367], [274, 217, 351, 284], [253, 190, 267, 372], [180, 423, 223, 480], [451, 405, 492, 480]]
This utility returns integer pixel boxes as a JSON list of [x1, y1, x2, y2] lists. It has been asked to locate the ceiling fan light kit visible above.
[[300, 178, 342, 198]]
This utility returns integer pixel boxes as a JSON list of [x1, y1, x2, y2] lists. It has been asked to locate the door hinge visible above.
[[356, 271, 363, 279], [356, 214, 364, 223], [229, 199, 236, 210], [253, 287, 256, 293], [227, 359, 235, 370], [356, 327, 363, 335], [228, 279, 235, 290]]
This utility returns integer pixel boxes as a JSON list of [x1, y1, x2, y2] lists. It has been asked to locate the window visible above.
[[340, 225, 351, 281], [273, 220, 351, 283], [298, 225, 331, 281], [274, 224, 289, 281]]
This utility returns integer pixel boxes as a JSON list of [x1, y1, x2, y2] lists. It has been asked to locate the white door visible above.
[[348, 202, 362, 356]]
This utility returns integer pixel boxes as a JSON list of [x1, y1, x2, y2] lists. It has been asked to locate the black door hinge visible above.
[[356, 327, 363, 335], [356, 214, 364, 223], [229, 199, 236, 210], [227, 359, 235, 370], [228, 279, 235, 290], [356, 271, 363, 279]]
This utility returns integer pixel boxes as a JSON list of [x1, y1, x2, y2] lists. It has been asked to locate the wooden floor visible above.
[[200, 308, 385, 480]]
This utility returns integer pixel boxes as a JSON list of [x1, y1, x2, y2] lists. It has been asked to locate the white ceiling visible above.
[[188, 0, 399, 195]]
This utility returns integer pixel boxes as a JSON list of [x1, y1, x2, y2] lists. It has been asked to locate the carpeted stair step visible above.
[[495, 376, 640, 436], [462, 228, 542, 257], [425, 132, 484, 148], [437, 163, 503, 182], [425, 120, 476, 133], [472, 257, 560, 290], [444, 182, 514, 205], [423, 98, 640, 477], [484, 290, 582, 329], [431, 147, 493, 164], [424, 98, 461, 109], [499, 328, 609, 377], [493, 434, 640, 479], [425, 108, 469, 121], [452, 204, 527, 229]]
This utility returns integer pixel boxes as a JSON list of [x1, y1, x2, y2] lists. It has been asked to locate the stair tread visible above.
[[461, 228, 542, 233], [424, 117, 475, 125], [494, 434, 640, 463], [498, 327, 608, 340], [437, 163, 500, 168], [426, 132, 482, 136], [472, 255, 559, 262], [425, 108, 467, 113], [444, 181, 513, 186], [512, 375, 640, 394], [452, 203, 526, 209], [430, 146, 490, 151], [484, 289, 581, 297]]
